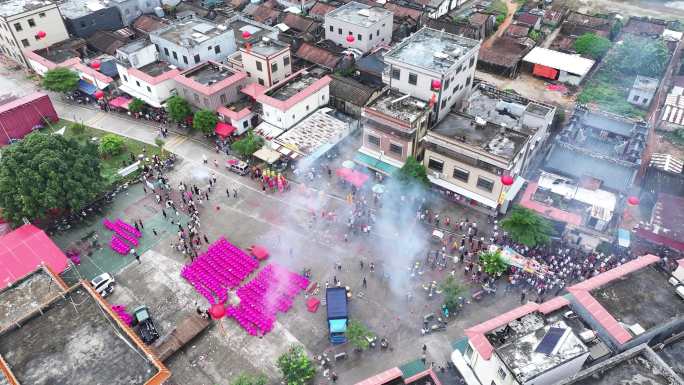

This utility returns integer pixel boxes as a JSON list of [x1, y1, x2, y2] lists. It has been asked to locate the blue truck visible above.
[[326, 287, 348, 344]]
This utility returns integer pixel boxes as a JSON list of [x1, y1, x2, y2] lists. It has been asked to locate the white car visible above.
[[91, 273, 115, 297]]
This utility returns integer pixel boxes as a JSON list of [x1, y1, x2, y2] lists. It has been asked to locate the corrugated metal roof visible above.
[[523, 47, 595, 76]]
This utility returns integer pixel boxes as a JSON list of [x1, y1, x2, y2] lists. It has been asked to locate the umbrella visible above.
[[372, 184, 386, 194], [341, 160, 355, 169]]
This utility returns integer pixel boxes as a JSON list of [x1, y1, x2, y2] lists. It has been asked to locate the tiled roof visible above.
[[568, 254, 660, 345], [623, 18, 666, 36], [383, 3, 421, 21], [309, 1, 335, 19], [86, 30, 128, 55], [282, 13, 318, 33], [329, 74, 375, 105], [516, 12, 540, 26], [295, 42, 341, 70], [132, 15, 168, 34], [244, 4, 282, 25], [469, 12, 490, 25], [506, 24, 530, 38], [354, 367, 403, 385]]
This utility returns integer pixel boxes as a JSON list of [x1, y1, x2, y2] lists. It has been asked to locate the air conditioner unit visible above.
[[677, 286, 684, 300], [669, 276, 681, 286], [628, 323, 646, 336]]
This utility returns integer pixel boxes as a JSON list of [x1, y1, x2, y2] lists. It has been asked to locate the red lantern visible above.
[[90, 60, 101, 70], [431, 79, 442, 90], [346, 34, 355, 43], [501, 175, 514, 186], [242, 31, 251, 39], [94, 90, 105, 100], [36, 30, 46, 39], [627, 196, 640, 206], [208, 303, 226, 319]]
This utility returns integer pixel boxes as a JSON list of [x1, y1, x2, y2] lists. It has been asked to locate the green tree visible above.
[[440, 275, 465, 311], [276, 345, 316, 385], [574, 33, 611, 59], [193, 109, 219, 134], [231, 373, 268, 385], [609, 35, 669, 77], [347, 319, 373, 351], [0, 133, 102, 226], [529, 30, 542, 42], [98, 134, 126, 157], [501, 206, 554, 247], [479, 250, 507, 276], [166, 95, 192, 123], [395, 156, 429, 186], [128, 98, 145, 114], [42, 67, 79, 93], [231, 131, 264, 158]]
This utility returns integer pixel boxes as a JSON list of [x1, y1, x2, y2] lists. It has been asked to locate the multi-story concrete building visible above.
[[255, 69, 331, 131], [324, 1, 393, 53], [116, 40, 180, 108], [383, 27, 480, 123], [423, 82, 555, 215], [175, 61, 247, 111], [240, 38, 291, 87], [150, 17, 236, 69], [355, 89, 430, 176], [58, 0, 124, 38], [0, 0, 69, 66]]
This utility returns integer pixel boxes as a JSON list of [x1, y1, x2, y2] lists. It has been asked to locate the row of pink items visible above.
[[112, 305, 133, 326], [181, 237, 259, 304], [104, 218, 142, 255], [227, 264, 308, 336]]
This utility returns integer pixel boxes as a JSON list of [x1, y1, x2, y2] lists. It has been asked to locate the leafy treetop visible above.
[[574, 33, 611, 59], [347, 319, 373, 350], [395, 156, 429, 186], [193, 109, 219, 134], [166, 96, 192, 123], [231, 131, 264, 158], [42, 67, 79, 93], [276, 345, 316, 385], [501, 206, 553, 247]]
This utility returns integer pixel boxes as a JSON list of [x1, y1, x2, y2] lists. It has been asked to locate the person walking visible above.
[[152, 228, 158, 236], [362, 277, 367, 288], [202, 154, 208, 164], [138, 219, 144, 229], [233, 188, 238, 198], [520, 290, 527, 304], [203, 234, 209, 244], [226, 188, 230, 197]]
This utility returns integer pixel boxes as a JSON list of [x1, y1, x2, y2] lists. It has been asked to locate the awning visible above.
[[215, 122, 236, 138], [617, 229, 630, 248], [109, 96, 131, 109], [428, 175, 498, 208], [253, 147, 281, 164], [78, 79, 98, 95], [354, 151, 399, 176], [329, 319, 347, 333]]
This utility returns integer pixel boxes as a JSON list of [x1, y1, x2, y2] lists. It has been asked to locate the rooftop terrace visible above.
[[365, 90, 427, 130], [384, 27, 479, 73], [429, 112, 529, 160], [591, 265, 684, 331], [487, 311, 589, 383], [267, 73, 319, 101], [0, 269, 66, 331], [33, 37, 85, 64], [0, 0, 53, 17], [243, 38, 288, 57], [326, 1, 392, 27], [183, 61, 239, 85], [0, 284, 161, 385], [138, 60, 176, 77], [155, 18, 232, 48], [229, 14, 278, 45]]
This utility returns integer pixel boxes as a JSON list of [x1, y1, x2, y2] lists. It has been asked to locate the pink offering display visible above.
[[112, 305, 133, 326], [227, 263, 309, 336], [180, 237, 259, 305], [103, 218, 142, 255]]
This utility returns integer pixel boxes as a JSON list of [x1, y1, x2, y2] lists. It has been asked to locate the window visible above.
[[258, 78, 264, 85], [452, 167, 469, 182], [154, 44, 160, 52], [220, 94, 227, 104], [13, 23, 21, 32], [207, 45, 212, 51], [214, 45, 220, 54], [80, 21, 87, 28], [633, 94, 640, 102], [444, 78, 450, 89], [246, 71, 251, 77], [146, 86, 151, 92], [476, 177, 494, 192], [329, 25, 333, 32], [194, 54, 200, 63], [204, 98, 209, 106], [497, 367, 507, 380], [391, 68, 400, 80], [243, 120, 248, 128], [39, 12, 45, 17], [466, 76, 471, 86], [367, 134, 380, 147], [338, 28, 342, 35], [283, 56, 290, 66], [644, 98, 649, 104], [34, 34, 40, 41], [122, 75, 128, 82], [271, 62, 278, 72], [172, 51, 178, 60], [408, 73, 417, 85], [164, 47, 169, 56], [182, 55, 188, 64], [306, 105, 309, 111], [256, 61, 262, 71], [369, 33, 372, 40], [357, 33, 362, 41], [428, 158, 443, 173], [464, 344, 474, 362], [377, 29, 379, 36], [441, 99, 447, 108], [136, 80, 141, 87], [194, 93, 199, 102], [389, 143, 402, 156], [21, 38, 28, 47], [470, 56, 475, 67], [27, 18, 35, 27]]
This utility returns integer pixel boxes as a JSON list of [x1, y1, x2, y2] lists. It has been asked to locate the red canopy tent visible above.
[[250, 245, 269, 260], [0, 224, 68, 288], [336, 168, 369, 188], [215, 122, 236, 138], [108, 96, 132, 109], [306, 297, 320, 313]]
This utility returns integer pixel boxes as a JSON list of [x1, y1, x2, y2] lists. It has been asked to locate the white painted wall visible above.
[[117, 63, 177, 106], [117, 43, 158, 69], [465, 344, 521, 385], [242, 48, 292, 87], [151, 28, 237, 69], [324, 12, 393, 53], [524, 352, 589, 385], [261, 85, 329, 130], [0, 4, 69, 66]]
